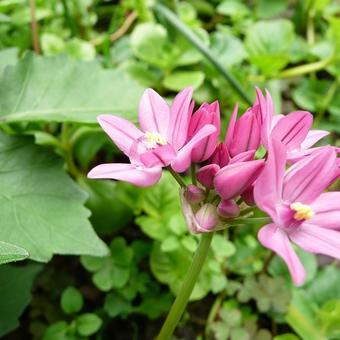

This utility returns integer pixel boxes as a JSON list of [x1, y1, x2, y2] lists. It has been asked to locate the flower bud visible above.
[[195, 204, 219, 232], [214, 160, 265, 200], [196, 164, 220, 189], [185, 185, 205, 204], [218, 199, 240, 218], [188, 101, 220, 163]]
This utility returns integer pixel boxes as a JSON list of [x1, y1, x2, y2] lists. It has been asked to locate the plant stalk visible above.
[[167, 166, 186, 188], [157, 232, 214, 340], [29, 0, 40, 54], [153, 3, 252, 106]]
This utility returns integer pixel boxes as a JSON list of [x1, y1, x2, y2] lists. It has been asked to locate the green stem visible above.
[[227, 217, 271, 226], [157, 232, 214, 340], [167, 166, 186, 188], [153, 3, 252, 106], [191, 163, 197, 185], [277, 56, 334, 79]]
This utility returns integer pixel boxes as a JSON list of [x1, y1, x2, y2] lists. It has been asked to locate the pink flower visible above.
[[257, 88, 331, 162], [88, 87, 216, 186], [188, 101, 220, 163], [254, 138, 340, 286]]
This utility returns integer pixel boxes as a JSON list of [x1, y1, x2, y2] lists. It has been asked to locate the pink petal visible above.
[[229, 109, 261, 157], [138, 89, 170, 136], [290, 223, 340, 261], [271, 111, 313, 151], [87, 163, 162, 187], [310, 192, 340, 230], [171, 124, 217, 173], [229, 150, 256, 164], [196, 164, 220, 189], [254, 138, 286, 218], [301, 130, 330, 150], [97, 115, 143, 156], [258, 224, 306, 286], [256, 88, 274, 149], [241, 185, 255, 206], [209, 143, 230, 167], [283, 147, 337, 204], [189, 102, 220, 163], [224, 104, 238, 149], [168, 87, 193, 151], [139, 144, 177, 168], [214, 159, 265, 200]]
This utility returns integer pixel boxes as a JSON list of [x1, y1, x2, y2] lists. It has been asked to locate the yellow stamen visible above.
[[144, 131, 167, 148], [290, 202, 314, 221]]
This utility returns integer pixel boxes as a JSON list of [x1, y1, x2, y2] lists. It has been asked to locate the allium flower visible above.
[[88, 87, 216, 186], [254, 138, 340, 285], [196, 94, 266, 199]]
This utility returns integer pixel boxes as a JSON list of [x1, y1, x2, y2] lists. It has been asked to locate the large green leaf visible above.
[[0, 53, 144, 123], [0, 240, 29, 265], [0, 47, 18, 76], [245, 20, 295, 77], [0, 263, 41, 336], [0, 132, 108, 261]]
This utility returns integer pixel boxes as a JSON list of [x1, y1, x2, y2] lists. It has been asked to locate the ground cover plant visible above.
[[0, 0, 340, 339]]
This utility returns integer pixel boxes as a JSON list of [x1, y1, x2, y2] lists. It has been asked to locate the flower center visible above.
[[290, 202, 314, 221], [144, 131, 167, 149]]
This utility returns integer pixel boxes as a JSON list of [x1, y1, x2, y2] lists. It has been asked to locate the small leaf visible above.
[[130, 23, 179, 69], [163, 71, 205, 91], [43, 321, 69, 340], [76, 313, 102, 336], [245, 20, 295, 76], [60, 286, 84, 315]]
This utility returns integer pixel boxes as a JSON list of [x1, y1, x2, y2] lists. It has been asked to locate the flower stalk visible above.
[[156, 232, 214, 340], [153, 3, 252, 106]]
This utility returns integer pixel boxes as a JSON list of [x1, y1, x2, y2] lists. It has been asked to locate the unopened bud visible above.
[[218, 199, 240, 218], [195, 204, 219, 231], [185, 185, 205, 204]]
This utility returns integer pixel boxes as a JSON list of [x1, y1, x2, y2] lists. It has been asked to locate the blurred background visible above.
[[0, 0, 339, 339]]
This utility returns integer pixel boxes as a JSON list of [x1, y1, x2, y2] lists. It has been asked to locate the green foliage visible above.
[[0, 132, 108, 262], [0, 263, 41, 336], [60, 287, 84, 315], [0, 0, 340, 338], [237, 274, 291, 313], [0, 53, 144, 123], [245, 20, 295, 76]]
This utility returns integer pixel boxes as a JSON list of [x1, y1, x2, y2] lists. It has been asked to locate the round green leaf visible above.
[[76, 313, 102, 336], [245, 20, 295, 76], [60, 287, 84, 315]]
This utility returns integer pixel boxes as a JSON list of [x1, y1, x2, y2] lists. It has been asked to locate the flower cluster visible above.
[[88, 87, 340, 285]]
